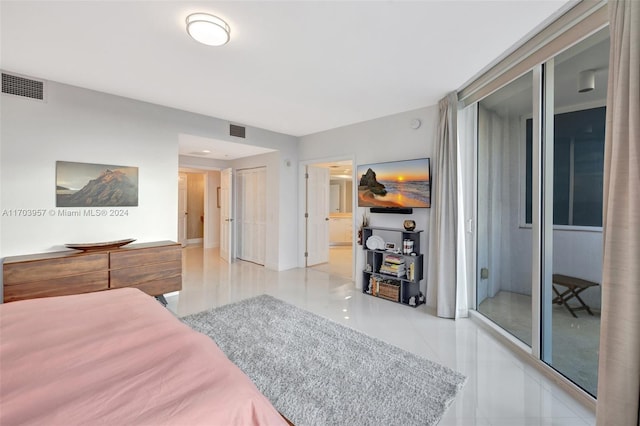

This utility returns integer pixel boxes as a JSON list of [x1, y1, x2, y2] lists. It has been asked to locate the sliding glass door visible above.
[[540, 27, 608, 397], [477, 71, 534, 347], [476, 27, 607, 397]]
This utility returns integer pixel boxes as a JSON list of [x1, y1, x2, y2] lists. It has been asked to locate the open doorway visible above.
[[177, 168, 221, 249], [305, 160, 355, 280], [178, 133, 278, 270]]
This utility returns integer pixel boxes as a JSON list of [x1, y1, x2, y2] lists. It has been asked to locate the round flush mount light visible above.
[[186, 13, 230, 46]]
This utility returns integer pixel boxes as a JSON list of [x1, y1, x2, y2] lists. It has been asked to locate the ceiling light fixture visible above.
[[186, 13, 230, 46]]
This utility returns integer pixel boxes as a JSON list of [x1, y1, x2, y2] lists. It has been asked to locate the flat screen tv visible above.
[[357, 158, 431, 208]]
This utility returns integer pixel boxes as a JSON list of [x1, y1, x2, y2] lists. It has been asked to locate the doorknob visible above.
[[325, 217, 329, 221]]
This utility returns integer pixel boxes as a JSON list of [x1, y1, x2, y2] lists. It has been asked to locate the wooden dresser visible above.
[[3, 241, 182, 303]]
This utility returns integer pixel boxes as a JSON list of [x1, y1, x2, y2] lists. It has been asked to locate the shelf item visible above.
[[361, 226, 425, 308], [403, 220, 416, 231], [379, 254, 405, 277], [368, 275, 400, 302], [365, 235, 385, 250]]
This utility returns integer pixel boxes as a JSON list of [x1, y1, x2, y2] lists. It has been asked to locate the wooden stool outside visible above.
[[552, 274, 599, 318]]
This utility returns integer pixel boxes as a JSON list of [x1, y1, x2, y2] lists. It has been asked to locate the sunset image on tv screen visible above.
[[357, 158, 430, 208]]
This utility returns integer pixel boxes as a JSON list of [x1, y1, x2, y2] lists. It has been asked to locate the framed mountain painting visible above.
[[56, 161, 138, 207]]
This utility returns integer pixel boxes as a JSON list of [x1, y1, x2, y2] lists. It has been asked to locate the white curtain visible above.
[[477, 105, 513, 303], [595, 1, 640, 424], [456, 103, 477, 317], [428, 92, 468, 319]]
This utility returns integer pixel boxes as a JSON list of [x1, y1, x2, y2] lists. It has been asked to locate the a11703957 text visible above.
[[2, 208, 130, 217]]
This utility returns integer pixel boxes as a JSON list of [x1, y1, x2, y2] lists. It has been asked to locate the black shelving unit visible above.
[[362, 226, 424, 307]]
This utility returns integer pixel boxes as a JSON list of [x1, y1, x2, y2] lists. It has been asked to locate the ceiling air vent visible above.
[[2, 73, 45, 101], [230, 124, 246, 138]]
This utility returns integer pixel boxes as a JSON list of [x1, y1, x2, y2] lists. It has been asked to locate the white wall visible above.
[[204, 170, 221, 248], [1, 78, 299, 290], [1, 82, 178, 257], [276, 151, 299, 271], [299, 105, 438, 304]]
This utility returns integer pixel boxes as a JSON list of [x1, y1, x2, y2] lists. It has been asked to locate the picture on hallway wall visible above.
[[56, 161, 139, 207], [357, 158, 430, 208]]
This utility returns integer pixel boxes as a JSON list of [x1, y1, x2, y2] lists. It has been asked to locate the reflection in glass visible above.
[[544, 27, 608, 397]]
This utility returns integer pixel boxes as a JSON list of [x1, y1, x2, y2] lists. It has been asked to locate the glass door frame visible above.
[[485, 59, 567, 361], [473, 56, 600, 400], [539, 59, 554, 363], [467, 3, 608, 404]]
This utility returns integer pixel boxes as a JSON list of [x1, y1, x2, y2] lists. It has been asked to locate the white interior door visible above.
[[178, 172, 188, 247], [306, 165, 330, 266], [237, 168, 266, 265], [220, 168, 233, 263]]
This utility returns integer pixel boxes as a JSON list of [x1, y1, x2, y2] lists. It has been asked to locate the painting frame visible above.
[[56, 161, 139, 207]]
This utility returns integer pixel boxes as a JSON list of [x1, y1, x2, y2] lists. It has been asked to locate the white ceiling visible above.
[[178, 134, 275, 160], [1, 0, 576, 137]]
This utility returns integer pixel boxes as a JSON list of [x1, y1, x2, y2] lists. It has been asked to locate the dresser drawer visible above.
[[110, 245, 181, 269], [3, 241, 181, 302], [124, 276, 182, 297], [110, 260, 181, 288], [4, 271, 109, 302], [3, 253, 109, 285]]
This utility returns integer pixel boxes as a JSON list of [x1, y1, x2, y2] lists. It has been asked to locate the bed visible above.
[[0, 287, 288, 425]]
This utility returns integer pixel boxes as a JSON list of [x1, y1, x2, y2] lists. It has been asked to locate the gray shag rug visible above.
[[182, 295, 466, 426]]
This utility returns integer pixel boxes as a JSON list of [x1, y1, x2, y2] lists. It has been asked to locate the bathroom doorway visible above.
[[305, 159, 355, 280]]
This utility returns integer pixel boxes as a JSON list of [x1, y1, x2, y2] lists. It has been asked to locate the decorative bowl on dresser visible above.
[[2, 241, 181, 303], [64, 238, 136, 252]]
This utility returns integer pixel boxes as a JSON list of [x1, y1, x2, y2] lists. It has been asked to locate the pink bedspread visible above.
[[0, 288, 287, 425]]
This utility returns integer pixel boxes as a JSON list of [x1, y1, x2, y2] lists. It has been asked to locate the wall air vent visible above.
[[2, 72, 45, 101], [230, 124, 246, 138]]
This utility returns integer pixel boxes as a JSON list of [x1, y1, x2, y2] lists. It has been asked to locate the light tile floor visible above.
[[479, 291, 600, 396], [309, 245, 354, 279], [167, 246, 596, 426]]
